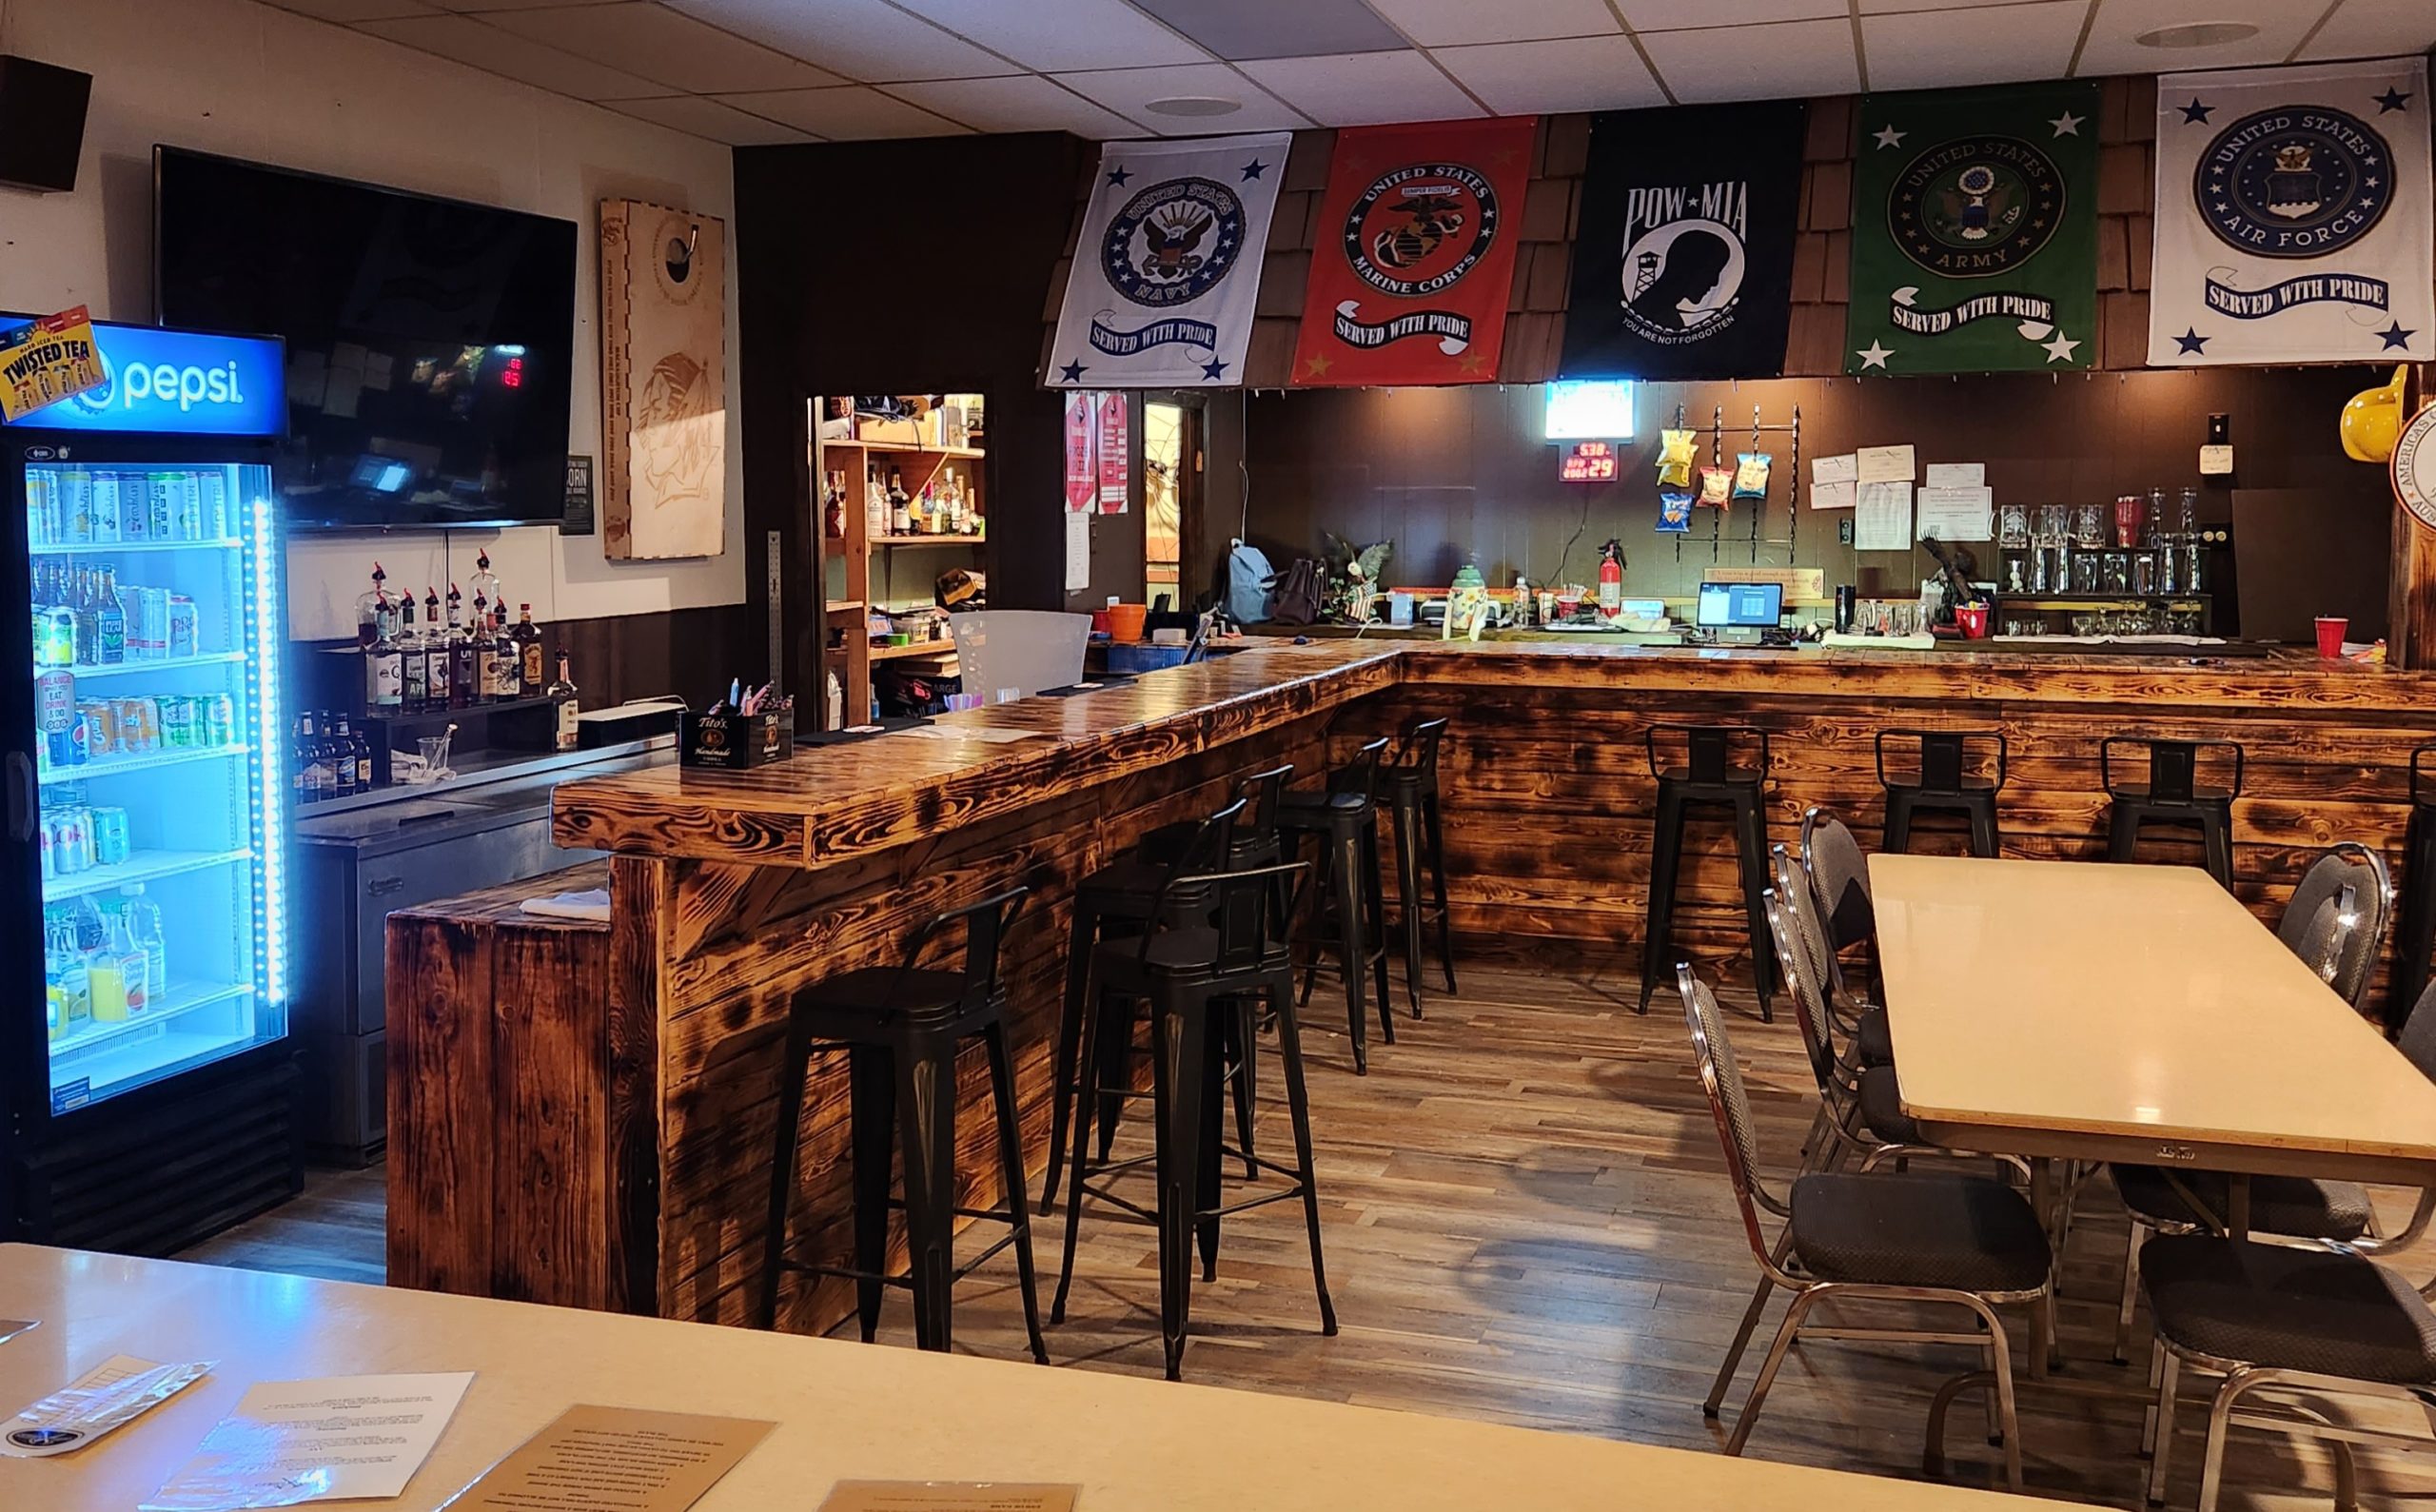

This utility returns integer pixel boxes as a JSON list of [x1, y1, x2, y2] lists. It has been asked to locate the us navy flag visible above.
[[2150, 58, 2433, 365], [1046, 133, 1292, 388], [1560, 101, 1806, 381]]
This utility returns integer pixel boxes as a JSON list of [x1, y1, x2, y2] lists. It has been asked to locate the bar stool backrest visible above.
[[897, 886, 1032, 1010], [1677, 965, 1788, 1262], [1398, 717, 1450, 781], [2399, 976, 2436, 1080], [2101, 736, 2245, 802], [1147, 861, 1307, 975], [1876, 727, 2007, 794], [1798, 807, 1876, 954], [2277, 841, 2392, 1009], [1761, 887, 1840, 1097], [1234, 764, 1295, 851], [1646, 723, 1772, 784], [1333, 736, 1393, 804]]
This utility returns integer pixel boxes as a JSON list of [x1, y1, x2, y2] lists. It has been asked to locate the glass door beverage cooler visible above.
[[0, 318, 298, 1250]]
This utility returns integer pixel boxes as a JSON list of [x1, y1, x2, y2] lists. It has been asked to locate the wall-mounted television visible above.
[[154, 147, 577, 532]]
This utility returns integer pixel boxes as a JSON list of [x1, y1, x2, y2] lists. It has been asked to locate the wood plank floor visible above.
[[177, 951, 2435, 1509]]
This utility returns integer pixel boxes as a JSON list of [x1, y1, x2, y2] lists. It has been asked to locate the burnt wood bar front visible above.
[[385, 640, 2436, 1333]]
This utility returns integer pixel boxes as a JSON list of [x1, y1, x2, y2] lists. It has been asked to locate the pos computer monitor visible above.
[[1696, 581, 1783, 643]]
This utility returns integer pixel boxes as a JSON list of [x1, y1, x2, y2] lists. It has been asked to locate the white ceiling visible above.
[[262, 0, 2436, 146]]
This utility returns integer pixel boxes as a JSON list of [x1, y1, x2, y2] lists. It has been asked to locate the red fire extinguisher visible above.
[[1598, 539, 1624, 615]]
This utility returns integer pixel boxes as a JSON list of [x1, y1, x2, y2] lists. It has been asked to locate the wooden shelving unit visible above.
[[812, 407, 989, 727]]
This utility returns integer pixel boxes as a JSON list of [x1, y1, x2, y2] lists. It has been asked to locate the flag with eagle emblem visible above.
[[1289, 115, 1539, 387], [1844, 81, 2099, 375], [1046, 133, 1292, 388]]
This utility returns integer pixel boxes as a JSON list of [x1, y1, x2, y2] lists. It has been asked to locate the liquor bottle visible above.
[[446, 585, 476, 710], [865, 466, 888, 539], [823, 471, 845, 540], [486, 607, 517, 703], [365, 598, 403, 712], [546, 650, 580, 753], [399, 589, 428, 714], [356, 562, 388, 649], [468, 549, 501, 618], [95, 567, 125, 665], [514, 603, 544, 697], [422, 587, 451, 712], [888, 468, 912, 536]]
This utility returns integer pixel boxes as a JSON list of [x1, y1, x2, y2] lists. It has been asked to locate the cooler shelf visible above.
[[49, 982, 256, 1059], [40, 744, 249, 788], [29, 538, 243, 557], [50, 651, 246, 681], [44, 847, 254, 902]]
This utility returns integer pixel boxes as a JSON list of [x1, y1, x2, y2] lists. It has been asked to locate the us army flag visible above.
[[1845, 81, 2100, 375], [2148, 58, 2433, 366], [1046, 133, 1292, 388]]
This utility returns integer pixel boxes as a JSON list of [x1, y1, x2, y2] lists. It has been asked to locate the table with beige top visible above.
[[1870, 854, 2436, 1217], [0, 1243, 2073, 1512]]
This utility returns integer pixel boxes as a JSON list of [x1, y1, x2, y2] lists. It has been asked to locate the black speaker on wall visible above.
[[0, 55, 92, 193]]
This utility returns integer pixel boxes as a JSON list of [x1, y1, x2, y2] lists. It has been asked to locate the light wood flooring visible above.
[[179, 952, 2436, 1508]]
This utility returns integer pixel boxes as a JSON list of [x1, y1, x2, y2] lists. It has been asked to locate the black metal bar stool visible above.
[[1278, 736, 1396, 1073], [1041, 776, 1287, 1211], [759, 887, 1047, 1363], [1878, 728, 2007, 857], [1384, 717, 1458, 1018], [1639, 724, 1776, 1021], [1050, 857, 1335, 1381], [2401, 745, 2436, 1018], [2103, 736, 2243, 890]]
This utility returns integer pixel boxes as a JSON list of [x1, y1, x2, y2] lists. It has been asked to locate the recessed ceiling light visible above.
[[1145, 95, 1242, 118], [2134, 22, 2262, 48]]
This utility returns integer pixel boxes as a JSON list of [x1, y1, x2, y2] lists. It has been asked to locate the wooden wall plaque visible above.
[[600, 199, 728, 560]]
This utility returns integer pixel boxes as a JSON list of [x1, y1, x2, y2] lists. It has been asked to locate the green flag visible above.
[[1846, 80, 2100, 375]]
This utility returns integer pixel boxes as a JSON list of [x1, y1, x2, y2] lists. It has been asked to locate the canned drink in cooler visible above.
[[48, 811, 85, 874], [80, 700, 120, 759], [203, 694, 236, 748], [178, 473, 203, 540], [134, 588, 170, 659], [91, 807, 130, 868], [118, 697, 160, 754], [167, 597, 198, 660], [159, 696, 196, 749], [91, 471, 122, 543], [60, 468, 92, 543], [200, 469, 228, 539], [147, 476, 175, 540]]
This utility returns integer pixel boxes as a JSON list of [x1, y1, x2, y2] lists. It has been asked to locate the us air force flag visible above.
[[2149, 59, 2432, 366], [1046, 134, 1292, 388]]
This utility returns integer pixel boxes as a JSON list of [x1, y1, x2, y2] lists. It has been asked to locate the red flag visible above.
[[1290, 116, 1539, 387], [1096, 392, 1130, 515], [1064, 392, 1095, 514]]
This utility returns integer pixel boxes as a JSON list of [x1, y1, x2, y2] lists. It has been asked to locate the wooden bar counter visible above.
[[388, 638, 2436, 1330]]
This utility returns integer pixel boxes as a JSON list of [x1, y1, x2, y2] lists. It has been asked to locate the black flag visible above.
[[1560, 101, 1807, 381]]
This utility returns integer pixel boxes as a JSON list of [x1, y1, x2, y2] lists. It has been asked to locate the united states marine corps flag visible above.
[[1047, 132, 1292, 388], [2148, 58, 2433, 366], [1560, 102, 1806, 381], [1290, 116, 1538, 386], [1845, 81, 2100, 375]]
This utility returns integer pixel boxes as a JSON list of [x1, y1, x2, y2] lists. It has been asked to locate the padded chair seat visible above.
[[1277, 791, 1373, 829], [1094, 928, 1286, 981], [2141, 1234, 2436, 1384], [1788, 1172, 2052, 1292], [1854, 1009, 1895, 1069], [2112, 1166, 2374, 1243], [797, 967, 970, 1022], [1857, 1066, 1919, 1145]]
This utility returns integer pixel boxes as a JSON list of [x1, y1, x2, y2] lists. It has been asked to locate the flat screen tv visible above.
[[154, 146, 577, 531]]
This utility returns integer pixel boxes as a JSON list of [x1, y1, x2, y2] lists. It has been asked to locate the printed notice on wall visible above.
[[140, 1373, 473, 1510], [1065, 509, 1091, 592], [1809, 453, 1856, 510], [818, 1483, 1081, 1512], [442, 1404, 774, 1512], [1854, 481, 1915, 552]]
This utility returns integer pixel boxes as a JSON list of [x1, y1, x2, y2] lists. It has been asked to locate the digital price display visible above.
[[1560, 441, 1618, 482]]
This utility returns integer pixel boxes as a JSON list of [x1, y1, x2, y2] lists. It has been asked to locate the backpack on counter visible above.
[[1228, 539, 1277, 623], [1268, 557, 1324, 626]]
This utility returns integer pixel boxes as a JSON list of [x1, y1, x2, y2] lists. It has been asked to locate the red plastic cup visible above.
[[1955, 603, 1990, 638], [2315, 616, 2348, 658]]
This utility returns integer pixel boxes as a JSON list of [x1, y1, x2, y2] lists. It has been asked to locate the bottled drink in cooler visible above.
[[122, 886, 167, 1006], [95, 567, 125, 664]]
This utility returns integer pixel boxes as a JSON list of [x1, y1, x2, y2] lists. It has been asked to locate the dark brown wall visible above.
[[1237, 366, 2394, 623]]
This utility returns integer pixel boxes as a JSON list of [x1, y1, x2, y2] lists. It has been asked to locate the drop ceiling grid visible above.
[[261, 0, 2429, 145]]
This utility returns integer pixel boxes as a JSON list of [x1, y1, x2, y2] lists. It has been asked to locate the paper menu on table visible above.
[[1924, 461, 1984, 487], [1854, 481, 1915, 551], [444, 1404, 775, 1512], [1915, 485, 1994, 541], [819, 1484, 1080, 1512], [1809, 454, 1857, 510], [139, 1372, 472, 1510], [1856, 445, 1915, 484]]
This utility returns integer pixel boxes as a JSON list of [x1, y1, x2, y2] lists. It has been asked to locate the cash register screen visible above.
[[1696, 582, 1783, 629]]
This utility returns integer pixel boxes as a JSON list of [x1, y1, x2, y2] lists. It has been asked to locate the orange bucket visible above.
[[1105, 603, 1148, 642]]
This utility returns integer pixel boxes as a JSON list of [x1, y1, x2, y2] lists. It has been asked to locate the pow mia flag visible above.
[[1560, 101, 1806, 381]]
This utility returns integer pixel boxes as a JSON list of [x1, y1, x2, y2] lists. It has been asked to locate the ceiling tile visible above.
[[1433, 35, 1668, 115], [1641, 18, 1860, 103], [481, 3, 841, 93], [1051, 62, 1315, 133], [715, 87, 971, 139], [1235, 51, 1483, 126], [1859, 1, 2087, 89], [1626, 0, 1840, 27], [1127, 0, 1408, 60], [662, 0, 1020, 83], [355, 15, 669, 99], [427, 0, 595, 9], [1856, 0, 2059, 9], [2299, 0, 2436, 61], [890, 0, 1213, 71], [1365, 0, 1620, 46], [609, 93, 817, 144], [883, 74, 1146, 136], [2078, 0, 2315, 75], [265, 0, 437, 21]]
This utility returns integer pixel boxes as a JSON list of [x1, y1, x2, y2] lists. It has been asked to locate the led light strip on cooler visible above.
[[246, 488, 286, 1013]]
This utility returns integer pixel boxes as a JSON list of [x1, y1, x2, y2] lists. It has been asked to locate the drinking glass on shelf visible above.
[[2113, 494, 2146, 549], [2073, 502, 2107, 547], [1999, 502, 2032, 549]]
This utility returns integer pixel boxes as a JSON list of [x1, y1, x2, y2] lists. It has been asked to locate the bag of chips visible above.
[[1656, 428, 1697, 488], [1733, 451, 1773, 501], [1657, 490, 1694, 533], [1697, 466, 1733, 507]]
